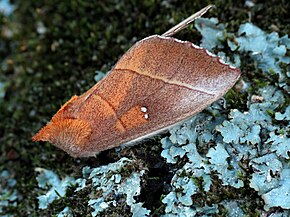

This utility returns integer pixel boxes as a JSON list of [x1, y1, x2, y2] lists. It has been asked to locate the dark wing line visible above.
[[93, 93, 127, 132]]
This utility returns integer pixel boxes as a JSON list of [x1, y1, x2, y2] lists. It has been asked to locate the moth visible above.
[[32, 5, 240, 157]]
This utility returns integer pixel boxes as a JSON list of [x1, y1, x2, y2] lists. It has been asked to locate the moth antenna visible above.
[[162, 4, 214, 37]]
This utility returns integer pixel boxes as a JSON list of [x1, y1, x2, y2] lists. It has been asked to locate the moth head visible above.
[[32, 95, 93, 157], [32, 118, 92, 157]]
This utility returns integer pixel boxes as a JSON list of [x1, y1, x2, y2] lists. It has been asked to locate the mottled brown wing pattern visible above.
[[32, 5, 241, 157], [32, 35, 240, 157], [83, 35, 240, 152]]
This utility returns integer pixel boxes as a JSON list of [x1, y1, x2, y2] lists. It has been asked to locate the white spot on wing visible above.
[[141, 107, 147, 113], [144, 114, 149, 119]]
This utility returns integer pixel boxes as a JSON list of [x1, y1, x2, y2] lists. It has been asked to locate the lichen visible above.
[[34, 158, 149, 216], [233, 23, 290, 88], [1, 1, 289, 216], [161, 17, 290, 215], [262, 168, 290, 210], [0, 170, 20, 215], [57, 206, 72, 217], [36, 169, 76, 209], [76, 157, 149, 217]]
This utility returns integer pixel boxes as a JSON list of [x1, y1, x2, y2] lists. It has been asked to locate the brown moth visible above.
[[32, 5, 241, 157]]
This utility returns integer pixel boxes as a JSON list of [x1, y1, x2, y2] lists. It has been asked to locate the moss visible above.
[[1, 0, 289, 216]]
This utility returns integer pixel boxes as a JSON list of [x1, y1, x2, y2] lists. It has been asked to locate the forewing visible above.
[[85, 35, 240, 151]]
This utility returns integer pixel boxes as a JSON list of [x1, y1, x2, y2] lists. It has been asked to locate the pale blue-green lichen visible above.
[[75, 157, 150, 217], [195, 18, 241, 68], [36, 158, 149, 216], [217, 86, 290, 210], [0, 0, 14, 16], [57, 206, 72, 217], [222, 200, 243, 217], [262, 168, 290, 210], [0, 170, 20, 215], [161, 116, 244, 215], [234, 23, 290, 82], [36, 169, 76, 209], [94, 70, 106, 82], [275, 105, 290, 121], [230, 22, 290, 93], [161, 18, 290, 215], [162, 186, 219, 217], [28, 16, 290, 217], [266, 130, 290, 159], [2, 2, 289, 216], [194, 18, 225, 51]]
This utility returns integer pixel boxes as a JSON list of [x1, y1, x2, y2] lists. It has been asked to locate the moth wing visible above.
[[86, 35, 240, 151]]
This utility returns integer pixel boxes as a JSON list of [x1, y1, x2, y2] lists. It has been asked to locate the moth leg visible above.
[[162, 4, 214, 37]]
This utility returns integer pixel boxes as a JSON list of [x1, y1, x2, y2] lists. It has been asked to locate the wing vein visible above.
[[94, 93, 127, 132], [114, 68, 215, 96]]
